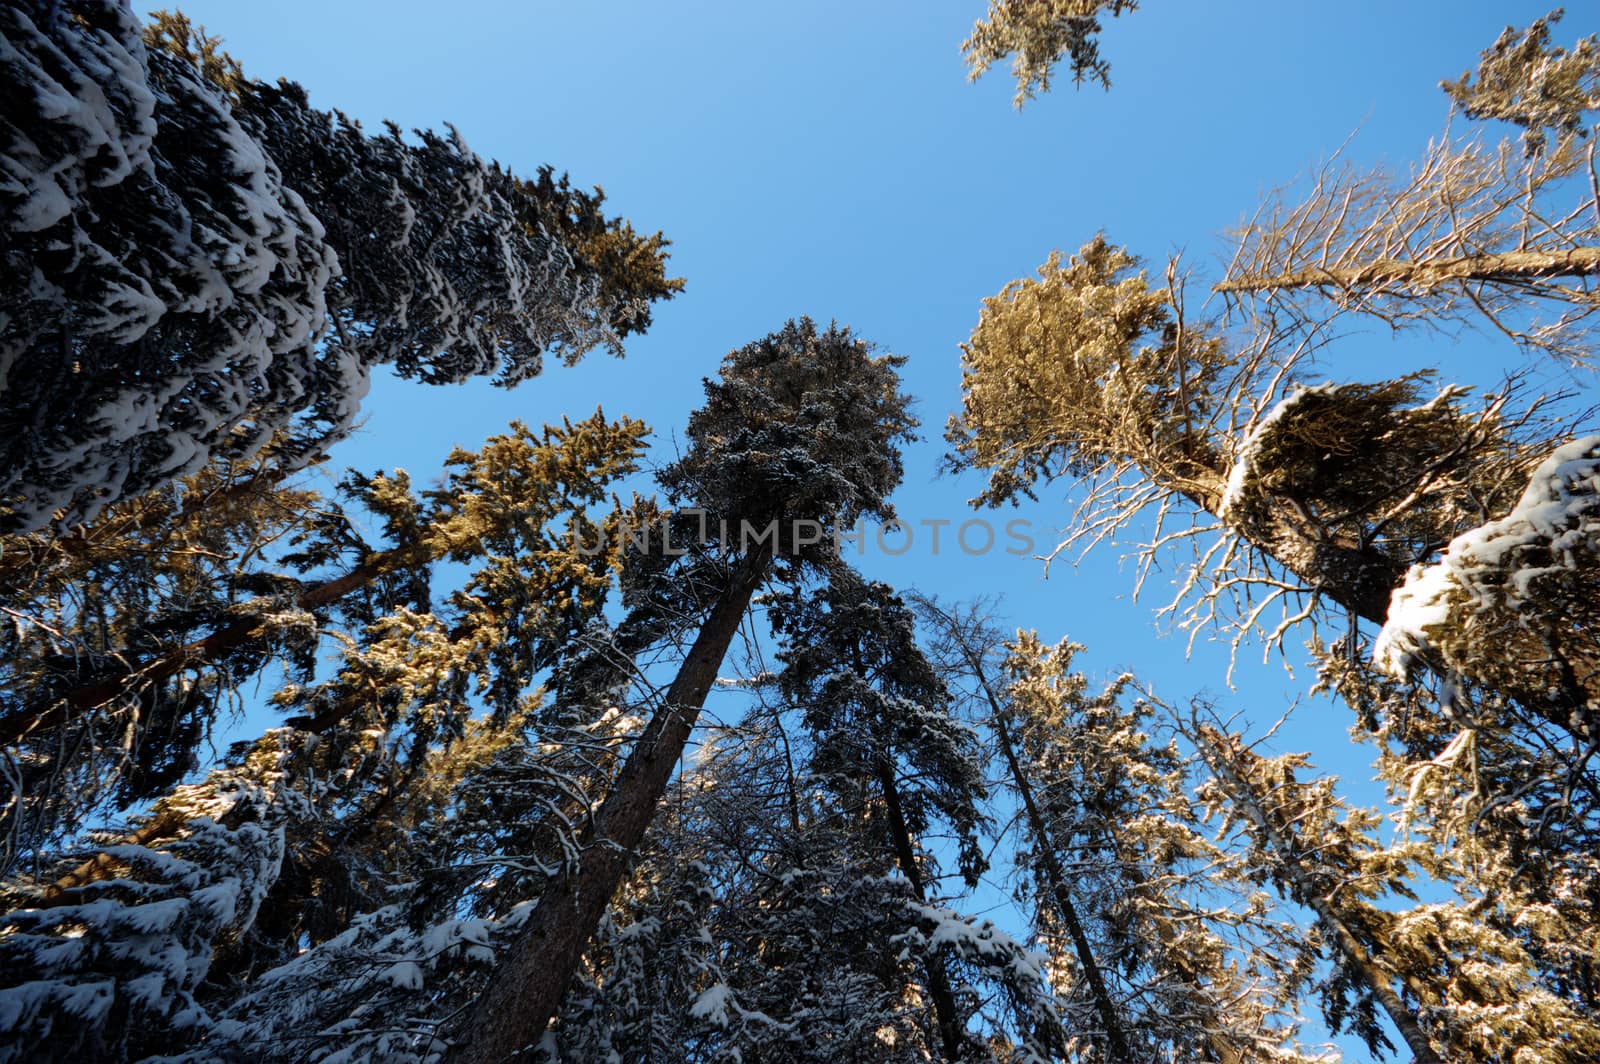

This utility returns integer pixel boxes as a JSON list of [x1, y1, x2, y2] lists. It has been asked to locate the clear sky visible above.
[[171, 2, 1592, 1057]]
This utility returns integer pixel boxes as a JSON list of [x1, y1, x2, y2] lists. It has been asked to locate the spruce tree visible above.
[[0, 412, 647, 875], [558, 685, 1063, 1064], [962, 1, 1139, 105], [917, 598, 1318, 1064], [448, 318, 917, 1062], [0, 731, 304, 1063], [1192, 718, 1600, 1063], [1314, 645, 1600, 1051], [769, 574, 996, 1060], [0, 6, 679, 532], [0, 411, 650, 1060]]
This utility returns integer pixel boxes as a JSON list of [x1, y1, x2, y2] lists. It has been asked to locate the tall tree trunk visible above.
[[1182, 474, 1404, 628], [1194, 726, 1443, 1064], [1215, 247, 1600, 296], [447, 552, 768, 1064], [874, 756, 969, 1063]]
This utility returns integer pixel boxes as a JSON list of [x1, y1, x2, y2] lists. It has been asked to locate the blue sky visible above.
[[174, 2, 1591, 1057]]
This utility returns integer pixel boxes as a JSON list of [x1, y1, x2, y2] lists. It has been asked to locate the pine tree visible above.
[[447, 318, 917, 1062], [769, 573, 999, 1060], [0, 442, 326, 874], [0, 730, 305, 1063], [1442, 10, 1599, 156], [950, 238, 1531, 630], [1191, 717, 1600, 1063], [545, 569, 1072, 1064], [557, 687, 1065, 1064], [918, 597, 1317, 1064], [0, 410, 651, 1060], [0, 412, 647, 877], [962, 1, 1139, 106], [0, 6, 680, 532], [1190, 722, 1443, 1063], [947, 16, 1600, 738], [180, 700, 645, 1062], [1314, 645, 1600, 1050], [943, 230, 1600, 735]]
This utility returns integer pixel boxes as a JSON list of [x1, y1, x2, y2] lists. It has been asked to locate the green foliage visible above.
[[660, 318, 916, 548], [1442, 9, 1600, 155], [963, 0, 1139, 106], [947, 235, 1227, 508]]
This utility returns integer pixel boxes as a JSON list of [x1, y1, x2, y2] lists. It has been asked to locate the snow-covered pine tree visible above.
[[558, 581, 1065, 1064], [0, 5, 680, 532], [177, 696, 648, 1063], [769, 573, 1014, 1061], [949, 233, 1540, 640], [448, 318, 918, 1062], [944, 231, 1598, 737], [0, 412, 651, 1060], [1192, 718, 1600, 1063], [947, 16, 1600, 745], [961, 1, 1139, 105], [0, 442, 326, 874], [555, 703, 952, 1062], [0, 730, 306, 1063], [0, 412, 647, 879], [1190, 722, 1443, 1063], [916, 598, 1319, 1064], [1314, 645, 1600, 1055]]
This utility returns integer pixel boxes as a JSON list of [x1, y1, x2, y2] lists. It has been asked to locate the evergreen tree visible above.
[[0, 6, 679, 532], [1191, 717, 1600, 1063], [0, 442, 325, 873], [0, 412, 647, 875], [559, 685, 1063, 1064], [769, 574, 998, 1060], [918, 598, 1317, 1064], [944, 227, 1600, 743], [0, 731, 305, 1062], [947, 16, 1600, 741], [1442, 10, 1599, 156], [0, 411, 650, 1060], [448, 318, 917, 1062], [1314, 645, 1600, 1047], [962, 1, 1138, 106]]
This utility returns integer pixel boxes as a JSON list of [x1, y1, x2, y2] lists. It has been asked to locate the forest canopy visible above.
[[0, 4, 1596, 1063]]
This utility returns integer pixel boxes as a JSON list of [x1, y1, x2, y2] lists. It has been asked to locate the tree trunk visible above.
[[1195, 726, 1443, 1064], [874, 756, 969, 1063], [446, 552, 768, 1063], [1215, 247, 1600, 296], [1184, 474, 1404, 628]]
